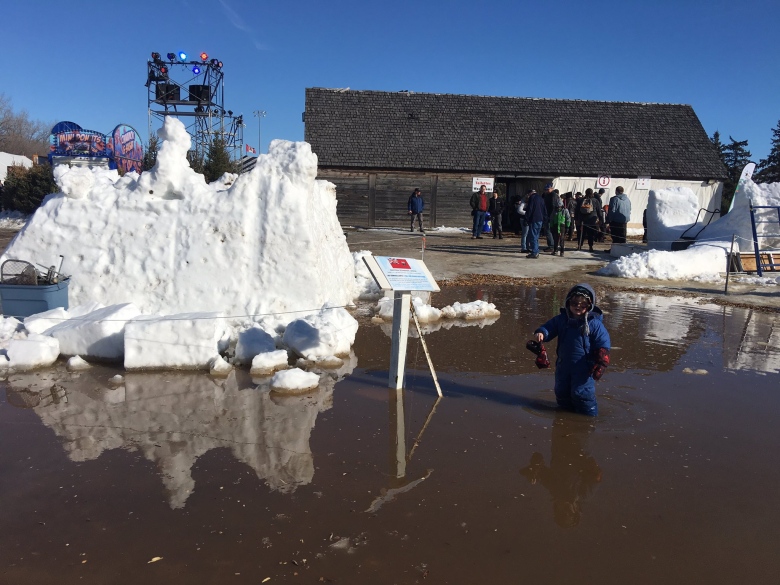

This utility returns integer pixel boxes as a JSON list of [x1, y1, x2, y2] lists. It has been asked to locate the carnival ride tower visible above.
[[146, 51, 244, 163]]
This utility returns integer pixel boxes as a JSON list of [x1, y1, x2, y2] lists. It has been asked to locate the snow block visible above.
[[234, 325, 276, 365], [2, 334, 60, 372], [47, 303, 141, 359], [270, 368, 320, 394], [124, 312, 226, 370], [250, 350, 290, 376]]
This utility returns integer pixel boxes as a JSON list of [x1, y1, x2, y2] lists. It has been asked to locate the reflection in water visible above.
[[722, 307, 780, 374], [7, 354, 356, 509], [520, 413, 602, 528], [379, 316, 499, 339]]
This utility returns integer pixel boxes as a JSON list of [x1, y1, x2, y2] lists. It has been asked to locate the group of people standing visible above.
[[409, 183, 632, 254], [511, 184, 632, 258]]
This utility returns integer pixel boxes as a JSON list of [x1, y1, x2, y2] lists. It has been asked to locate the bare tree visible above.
[[0, 93, 52, 157]]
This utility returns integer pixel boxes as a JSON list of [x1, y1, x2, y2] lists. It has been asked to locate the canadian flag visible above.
[[245, 144, 256, 154]]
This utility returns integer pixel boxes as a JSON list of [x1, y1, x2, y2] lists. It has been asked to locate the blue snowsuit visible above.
[[535, 290, 610, 417]]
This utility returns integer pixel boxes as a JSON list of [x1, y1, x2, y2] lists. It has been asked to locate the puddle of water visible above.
[[1, 285, 779, 584]]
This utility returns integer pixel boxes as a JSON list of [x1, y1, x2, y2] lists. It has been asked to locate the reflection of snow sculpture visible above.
[[12, 355, 355, 508]]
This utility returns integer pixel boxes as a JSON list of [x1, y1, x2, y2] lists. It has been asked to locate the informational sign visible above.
[[472, 177, 495, 192], [49, 121, 144, 174], [597, 175, 612, 189], [362, 256, 440, 292], [109, 124, 144, 174], [636, 176, 651, 190]]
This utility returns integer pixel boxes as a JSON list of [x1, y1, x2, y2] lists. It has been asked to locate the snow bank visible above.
[[282, 305, 358, 360], [234, 325, 277, 365], [0, 210, 27, 229], [124, 312, 226, 370], [597, 245, 726, 281], [376, 296, 500, 322], [1, 117, 356, 320], [2, 334, 59, 372]]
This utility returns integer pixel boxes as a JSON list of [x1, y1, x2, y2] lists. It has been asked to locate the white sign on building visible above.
[[472, 177, 495, 192], [636, 176, 651, 190], [597, 175, 612, 189]]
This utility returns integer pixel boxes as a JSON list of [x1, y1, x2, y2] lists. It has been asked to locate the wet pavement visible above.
[[2, 284, 780, 584]]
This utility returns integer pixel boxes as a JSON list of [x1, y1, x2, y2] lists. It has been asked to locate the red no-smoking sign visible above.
[[597, 175, 611, 188]]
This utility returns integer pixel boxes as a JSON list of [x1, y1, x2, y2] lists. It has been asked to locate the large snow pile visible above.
[[646, 187, 700, 250], [600, 180, 780, 282], [597, 245, 726, 281], [1, 117, 356, 318]]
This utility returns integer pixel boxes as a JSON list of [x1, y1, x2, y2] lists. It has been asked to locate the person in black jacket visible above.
[[488, 191, 505, 239], [578, 188, 603, 252], [408, 188, 425, 233]]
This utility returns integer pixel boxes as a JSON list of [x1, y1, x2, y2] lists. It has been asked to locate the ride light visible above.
[[178, 51, 187, 61], [192, 65, 201, 74], [167, 52, 176, 61], [151, 52, 161, 61], [200, 52, 208, 61]]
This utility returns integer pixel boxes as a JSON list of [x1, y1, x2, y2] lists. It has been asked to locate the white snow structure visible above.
[[1, 117, 356, 319], [599, 179, 780, 282]]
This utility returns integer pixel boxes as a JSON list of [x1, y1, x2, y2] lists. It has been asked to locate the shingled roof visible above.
[[304, 88, 727, 180]]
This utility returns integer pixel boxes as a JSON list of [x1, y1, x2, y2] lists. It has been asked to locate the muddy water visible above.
[[1, 285, 779, 584]]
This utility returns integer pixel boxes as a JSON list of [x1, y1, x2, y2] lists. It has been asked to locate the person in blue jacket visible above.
[[408, 188, 425, 233], [533, 283, 611, 416]]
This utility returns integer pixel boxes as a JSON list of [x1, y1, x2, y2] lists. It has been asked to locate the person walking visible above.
[[517, 192, 531, 252], [606, 186, 631, 245], [524, 188, 546, 258], [573, 192, 584, 244], [470, 185, 489, 239], [578, 188, 601, 252], [549, 194, 571, 256], [595, 188, 606, 242], [565, 193, 577, 240], [488, 191, 505, 239], [408, 188, 425, 233]]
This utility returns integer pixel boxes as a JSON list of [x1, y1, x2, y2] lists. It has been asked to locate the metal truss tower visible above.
[[146, 52, 244, 164]]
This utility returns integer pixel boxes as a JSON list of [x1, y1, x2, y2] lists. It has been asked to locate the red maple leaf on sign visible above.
[[389, 258, 411, 269]]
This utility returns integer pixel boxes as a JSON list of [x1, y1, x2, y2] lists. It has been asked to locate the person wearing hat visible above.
[[532, 283, 611, 416], [407, 188, 425, 233], [549, 193, 571, 256]]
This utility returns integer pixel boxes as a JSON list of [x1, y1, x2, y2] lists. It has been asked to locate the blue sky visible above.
[[3, 0, 778, 160]]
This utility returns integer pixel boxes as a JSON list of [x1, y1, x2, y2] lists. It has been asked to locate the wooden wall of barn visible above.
[[316, 169, 477, 228]]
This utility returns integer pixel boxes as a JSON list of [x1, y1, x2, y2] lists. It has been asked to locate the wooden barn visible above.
[[303, 88, 727, 229]]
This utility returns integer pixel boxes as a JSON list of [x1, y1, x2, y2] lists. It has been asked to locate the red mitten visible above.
[[536, 345, 550, 369], [590, 347, 610, 380]]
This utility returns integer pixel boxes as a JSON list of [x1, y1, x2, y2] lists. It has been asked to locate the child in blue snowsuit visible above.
[[534, 283, 611, 416]]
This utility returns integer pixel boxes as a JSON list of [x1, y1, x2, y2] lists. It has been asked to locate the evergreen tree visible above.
[[1, 164, 57, 213], [203, 137, 236, 183], [720, 136, 752, 212], [755, 120, 780, 184], [710, 130, 726, 164], [142, 135, 159, 172]]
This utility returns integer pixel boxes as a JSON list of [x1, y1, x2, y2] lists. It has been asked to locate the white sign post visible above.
[[636, 176, 651, 190], [362, 256, 440, 389]]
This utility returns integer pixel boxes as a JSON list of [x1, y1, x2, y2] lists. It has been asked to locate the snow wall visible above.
[[0, 118, 356, 319]]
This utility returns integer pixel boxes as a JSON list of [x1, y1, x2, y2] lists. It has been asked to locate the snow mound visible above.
[[208, 355, 233, 377], [1, 117, 356, 320], [0, 210, 27, 229], [376, 296, 500, 322], [270, 368, 320, 394], [282, 304, 358, 360], [67, 356, 92, 371], [597, 245, 726, 281]]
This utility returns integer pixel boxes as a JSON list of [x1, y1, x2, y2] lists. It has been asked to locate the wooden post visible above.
[[388, 291, 411, 389]]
